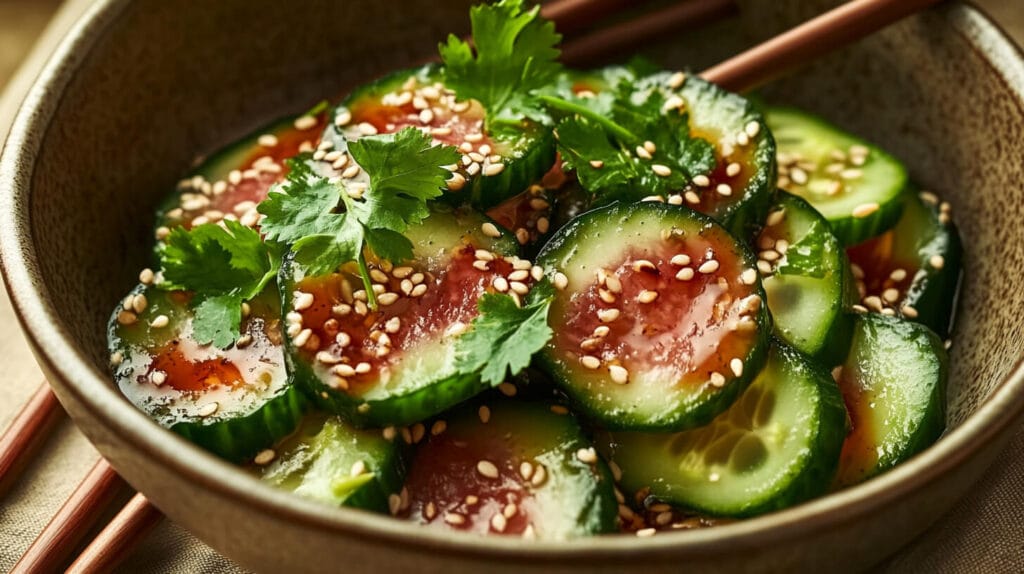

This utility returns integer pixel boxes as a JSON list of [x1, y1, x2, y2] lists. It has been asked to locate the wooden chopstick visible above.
[[66, 493, 163, 574], [541, 0, 656, 37], [560, 0, 738, 65], [11, 459, 129, 574], [9, 0, 947, 570], [0, 382, 63, 498], [701, 0, 944, 91]]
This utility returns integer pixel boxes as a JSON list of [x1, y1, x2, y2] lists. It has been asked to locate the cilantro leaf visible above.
[[439, 0, 562, 126], [257, 127, 459, 302], [455, 292, 553, 385], [548, 74, 717, 202], [776, 221, 828, 278], [158, 221, 280, 347]]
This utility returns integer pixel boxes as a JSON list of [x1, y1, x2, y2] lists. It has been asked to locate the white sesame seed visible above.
[[198, 402, 219, 417], [254, 449, 276, 466], [632, 260, 656, 272], [929, 254, 945, 269], [637, 290, 659, 304], [581, 355, 601, 369], [483, 163, 505, 177], [716, 183, 733, 197], [490, 513, 508, 532], [357, 122, 378, 136], [481, 222, 501, 238], [740, 268, 758, 285], [293, 328, 313, 348], [609, 365, 629, 384], [852, 202, 880, 218], [667, 71, 686, 89], [693, 175, 711, 187], [730, 358, 744, 377], [258, 134, 279, 148], [685, 191, 701, 205], [598, 308, 620, 323], [882, 288, 901, 304], [671, 253, 691, 266], [635, 145, 652, 160], [531, 464, 547, 486], [553, 272, 569, 290], [698, 260, 720, 274], [139, 268, 155, 285], [411, 284, 428, 297], [150, 314, 169, 329], [377, 292, 399, 306], [709, 372, 726, 387], [150, 371, 166, 386], [864, 295, 884, 312], [901, 305, 919, 318], [519, 461, 535, 481], [576, 447, 598, 464], [589, 160, 604, 168], [726, 162, 741, 177], [477, 460, 500, 479], [293, 115, 317, 131], [745, 120, 761, 138], [355, 362, 372, 374], [676, 268, 695, 281], [841, 168, 864, 180], [652, 164, 672, 177]]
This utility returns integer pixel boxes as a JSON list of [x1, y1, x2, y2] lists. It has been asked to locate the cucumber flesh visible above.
[[281, 205, 528, 427], [602, 342, 847, 517], [257, 413, 405, 512], [333, 65, 556, 209], [833, 314, 947, 488], [109, 284, 305, 462], [401, 400, 618, 539], [766, 106, 907, 246], [536, 201, 771, 432], [847, 189, 962, 338], [756, 191, 855, 364]]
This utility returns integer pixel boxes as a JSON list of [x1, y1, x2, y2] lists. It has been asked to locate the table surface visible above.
[[1, 1, 1022, 572]]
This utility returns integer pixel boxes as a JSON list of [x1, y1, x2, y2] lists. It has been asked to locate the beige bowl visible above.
[[2, 0, 1023, 571]]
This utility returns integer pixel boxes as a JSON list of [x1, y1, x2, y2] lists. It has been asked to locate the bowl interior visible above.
[[4, 0, 1024, 563]]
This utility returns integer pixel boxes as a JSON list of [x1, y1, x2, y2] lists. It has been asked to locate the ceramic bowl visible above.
[[2, 0, 1023, 571]]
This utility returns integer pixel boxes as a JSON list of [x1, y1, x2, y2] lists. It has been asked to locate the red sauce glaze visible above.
[[834, 370, 878, 486], [146, 346, 245, 392], [847, 231, 917, 300], [294, 247, 529, 395], [403, 429, 535, 535], [348, 82, 494, 150], [690, 126, 760, 218], [485, 161, 566, 242], [554, 237, 758, 386]]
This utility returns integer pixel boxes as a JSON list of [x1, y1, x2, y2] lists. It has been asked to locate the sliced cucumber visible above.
[[154, 110, 327, 248], [281, 204, 525, 427], [402, 400, 618, 539], [108, 284, 305, 462], [257, 413, 405, 512], [766, 106, 907, 246], [602, 342, 847, 517], [756, 191, 855, 364], [833, 314, 947, 488], [549, 67, 776, 239], [333, 65, 556, 209], [483, 160, 570, 256], [847, 189, 962, 338], [536, 201, 771, 432]]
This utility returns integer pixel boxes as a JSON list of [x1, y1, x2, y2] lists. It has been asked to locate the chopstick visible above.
[[66, 493, 162, 574], [541, 0, 657, 37], [8, 0, 945, 570], [0, 382, 63, 498], [701, 0, 943, 91], [11, 459, 129, 574]]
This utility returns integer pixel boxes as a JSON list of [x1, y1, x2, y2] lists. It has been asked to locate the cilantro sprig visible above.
[[439, 0, 562, 128], [543, 75, 717, 201], [159, 221, 282, 348], [455, 291, 553, 385], [258, 127, 460, 307]]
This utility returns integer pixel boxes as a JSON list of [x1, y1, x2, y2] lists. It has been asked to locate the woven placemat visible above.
[[0, 1, 1021, 571]]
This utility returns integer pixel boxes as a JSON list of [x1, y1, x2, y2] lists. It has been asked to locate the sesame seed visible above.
[[483, 163, 506, 177], [637, 528, 657, 538], [726, 162, 741, 177], [493, 276, 509, 292], [589, 160, 604, 168], [577, 447, 598, 464], [716, 183, 732, 197], [509, 281, 529, 295], [354, 362, 372, 374], [509, 269, 530, 282], [443, 512, 466, 526], [698, 260, 720, 274], [478, 405, 491, 423], [411, 284, 428, 297], [476, 460, 499, 479], [150, 371, 166, 386], [553, 272, 568, 290], [150, 314, 169, 328], [378, 292, 400, 306], [593, 325, 610, 337], [667, 71, 686, 89], [293, 328, 313, 348], [740, 269, 758, 285], [637, 290, 659, 304], [520, 461, 535, 481], [117, 310, 137, 326], [632, 260, 656, 272], [882, 288, 901, 304], [652, 164, 672, 177], [481, 222, 501, 238], [852, 203, 880, 218], [581, 355, 601, 369], [635, 145, 653, 160], [254, 449, 276, 466], [531, 265, 544, 282], [198, 402, 219, 417], [693, 175, 711, 187], [643, 140, 657, 154], [503, 503, 518, 519], [138, 268, 155, 285], [515, 228, 530, 244], [447, 172, 466, 191], [864, 295, 884, 312], [498, 382, 517, 397], [357, 122, 378, 136], [841, 168, 864, 180], [709, 372, 726, 387], [531, 464, 547, 486], [852, 304, 868, 313], [609, 365, 629, 384], [598, 308, 620, 323], [472, 260, 490, 271], [293, 115, 317, 131], [670, 254, 691, 266], [901, 305, 919, 318], [730, 358, 744, 377], [929, 254, 945, 269], [745, 121, 761, 138], [335, 332, 352, 347], [676, 268, 695, 281], [490, 513, 508, 533]]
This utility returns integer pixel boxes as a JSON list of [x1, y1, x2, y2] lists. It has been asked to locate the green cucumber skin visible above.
[[172, 383, 307, 463], [762, 191, 855, 366], [337, 65, 556, 210], [606, 342, 847, 517], [535, 201, 772, 432], [836, 314, 947, 487], [899, 192, 964, 339], [766, 106, 907, 247]]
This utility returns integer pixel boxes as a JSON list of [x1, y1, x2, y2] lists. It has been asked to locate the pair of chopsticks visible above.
[[0, 0, 942, 570]]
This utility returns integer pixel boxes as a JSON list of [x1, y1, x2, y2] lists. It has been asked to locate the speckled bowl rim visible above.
[[2, 0, 1023, 564]]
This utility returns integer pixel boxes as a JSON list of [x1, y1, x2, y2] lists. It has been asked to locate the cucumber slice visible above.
[[257, 413, 405, 512], [766, 106, 907, 246], [847, 189, 963, 338], [483, 160, 570, 256], [154, 109, 327, 247], [833, 314, 947, 488], [402, 401, 618, 539], [602, 342, 847, 517], [281, 204, 526, 427], [108, 284, 305, 462], [549, 67, 776, 239], [332, 65, 556, 209], [536, 201, 771, 432], [756, 191, 855, 364]]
